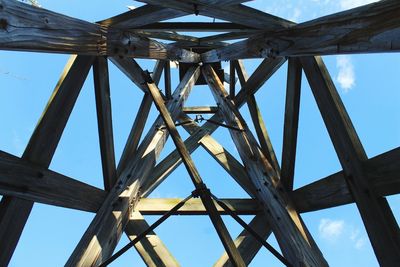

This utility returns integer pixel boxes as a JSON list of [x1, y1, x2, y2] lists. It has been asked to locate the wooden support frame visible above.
[[0, 0, 399, 266], [204, 64, 328, 266]]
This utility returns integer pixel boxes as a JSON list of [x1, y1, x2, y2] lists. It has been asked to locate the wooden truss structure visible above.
[[0, 0, 399, 266]]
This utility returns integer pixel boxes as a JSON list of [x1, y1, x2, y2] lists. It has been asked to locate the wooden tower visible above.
[[0, 0, 399, 266]]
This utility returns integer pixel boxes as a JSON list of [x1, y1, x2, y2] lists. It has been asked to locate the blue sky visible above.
[[1, 0, 399, 266]]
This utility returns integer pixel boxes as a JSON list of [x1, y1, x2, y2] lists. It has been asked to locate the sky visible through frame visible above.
[[0, 0, 399, 266]]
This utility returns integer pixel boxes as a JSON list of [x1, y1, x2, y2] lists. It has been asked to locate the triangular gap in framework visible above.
[[108, 59, 156, 165], [291, 69, 342, 190], [0, 52, 70, 158], [140, 214, 242, 267], [111, 234, 147, 267], [250, 232, 285, 267], [387, 195, 400, 225], [10, 202, 96, 266], [49, 64, 105, 189]]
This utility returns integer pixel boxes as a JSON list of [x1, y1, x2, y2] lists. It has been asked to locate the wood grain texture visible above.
[[136, 198, 260, 215], [301, 56, 400, 266], [0, 150, 106, 212], [204, 64, 327, 267], [202, 1, 400, 61], [93, 57, 117, 191], [0, 0, 199, 62], [281, 58, 302, 191]]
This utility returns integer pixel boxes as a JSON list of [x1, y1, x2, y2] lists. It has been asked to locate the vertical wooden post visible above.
[[164, 61, 172, 99], [281, 58, 302, 191]]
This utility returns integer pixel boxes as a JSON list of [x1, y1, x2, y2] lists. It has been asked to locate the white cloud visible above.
[[319, 218, 344, 241], [339, 0, 378, 10], [336, 55, 355, 92], [350, 228, 367, 250], [289, 7, 302, 22]]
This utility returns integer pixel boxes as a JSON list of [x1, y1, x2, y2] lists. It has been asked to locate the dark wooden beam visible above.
[[204, 64, 327, 266], [281, 58, 302, 191], [93, 57, 117, 191], [146, 74, 246, 267], [0, 150, 106, 212], [301, 56, 400, 266], [202, 1, 400, 61], [234, 61, 280, 173], [0, 0, 199, 62], [132, 22, 258, 32], [164, 61, 172, 99], [98, 5, 186, 28], [0, 55, 94, 265], [136, 198, 260, 215], [66, 65, 200, 267], [137, 0, 293, 30]]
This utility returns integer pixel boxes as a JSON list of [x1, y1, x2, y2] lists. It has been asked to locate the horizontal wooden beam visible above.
[[292, 147, 400, 213], [0, 150, 106, 213], [136, 198, 260, 215], [0, 0, 199, 62], [131, 22, 258, 32], [182, 106, 219, 114], [202, 1, 400, 61]]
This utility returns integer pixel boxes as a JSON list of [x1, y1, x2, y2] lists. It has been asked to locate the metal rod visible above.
[[98, 194, 193, 267], [210, 193, 293, 267]]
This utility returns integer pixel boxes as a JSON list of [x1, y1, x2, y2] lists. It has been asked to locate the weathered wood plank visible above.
[[301, 56, 400, 266], [0, 0, 199, 62], [93, 57, 117, 191], [0, 150, 106, 212], [281, 58, 302, 191], [204, 64, 327, 267], [202, 1, 400, 61], [182, 106, 219, 114], [0, 55, 94, 265], [229, 61, 235, 98], [66, 64, 200, 267], [131, 22, 258, 32], [137, 0, 293, 30], [234, 60, 280, 173], [164, 61, 172, 99], [146, 75, 246, 267], [136, 198, 260, 215]]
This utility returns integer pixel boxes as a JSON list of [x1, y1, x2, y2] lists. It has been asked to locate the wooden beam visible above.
[[204, 64, 327, 266], [0, 0, 199, 62], [301, 56, 400, 266], [99, 5, 186, 28], [0, 55, 94, 265], [117, 61, 164, 174], [234, 60, 280, 173], [132, 22, 258, 32], [281, 58, 302, 191], [229, 61, 235, 98], [182, 106, 219, 114], [164, 61, 172, 99], [0, 150, 106, 212], [136, 198, 260, 215], [202, 1, 400, 61], [66, 65, 200, 267], [93, 57, 117, 191], [146, 74, 246, 267], [137, 0, 293, 30]]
